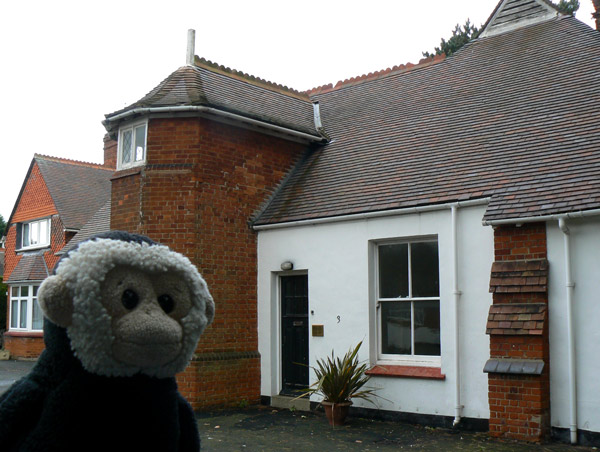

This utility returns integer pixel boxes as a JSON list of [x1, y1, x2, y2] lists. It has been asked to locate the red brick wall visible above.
[[110, 117, 307, 409], [103, 134, 117, 170], [487, 222, 550, 442], [494, 223, 546, 262], [3, 334, 45, 358]]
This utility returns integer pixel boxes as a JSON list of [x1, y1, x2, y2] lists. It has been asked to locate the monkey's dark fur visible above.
[[0, 321, 200, 451], [0, 231, 212, 452]]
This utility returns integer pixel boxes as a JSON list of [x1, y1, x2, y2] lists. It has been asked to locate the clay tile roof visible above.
[[58, 200, 111, 255], [255, 17, 600, 226], [105, 59, 321, 138], [489, 259, 548, 293], [486, 303, 547, 335], [5, 253, 49, 283], [34, 155, 113, 230]]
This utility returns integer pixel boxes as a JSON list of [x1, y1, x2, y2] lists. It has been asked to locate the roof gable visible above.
[[7, 155, 113, 231], [9, 160, 58, 226], [480, 0, 561, 38]]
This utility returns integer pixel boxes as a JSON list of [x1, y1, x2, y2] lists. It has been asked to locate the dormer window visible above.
[[118, 121, 147, 169], [19, 218, 50, 250]]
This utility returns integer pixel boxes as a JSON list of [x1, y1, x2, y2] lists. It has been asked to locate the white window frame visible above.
[[19, 218, 51, 251], [9, 284, 43, 332], [374, 237, 441, 367], [117, 120, 148, 170]]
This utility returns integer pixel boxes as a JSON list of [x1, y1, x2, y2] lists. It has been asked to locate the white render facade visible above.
[[257, 205, 600, 441], [257, 203, 493, 422]]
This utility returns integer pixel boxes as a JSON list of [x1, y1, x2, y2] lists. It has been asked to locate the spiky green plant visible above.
[[303, 341, 377, 404]]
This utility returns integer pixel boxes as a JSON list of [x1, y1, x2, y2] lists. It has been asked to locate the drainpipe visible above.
[[451, 204, 463, 426], [558, 218, 577, 444]]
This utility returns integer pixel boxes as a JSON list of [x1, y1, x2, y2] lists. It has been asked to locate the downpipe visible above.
[[558, 218, 578, 445], [451, 204, 463, 427]]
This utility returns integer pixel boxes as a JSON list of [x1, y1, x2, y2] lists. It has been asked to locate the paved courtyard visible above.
[[197, 407, 598, 452], [1, 360, 597, 451]]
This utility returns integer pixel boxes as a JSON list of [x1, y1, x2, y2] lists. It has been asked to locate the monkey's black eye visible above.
[[158, 294, 175, 314], [122, 289, 139, 310]]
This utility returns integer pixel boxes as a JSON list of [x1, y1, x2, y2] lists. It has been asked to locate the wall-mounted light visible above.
[[280, 261, 294, 271]]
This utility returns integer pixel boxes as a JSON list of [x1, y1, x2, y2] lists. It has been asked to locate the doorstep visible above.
[[270, 395, 311, 412]]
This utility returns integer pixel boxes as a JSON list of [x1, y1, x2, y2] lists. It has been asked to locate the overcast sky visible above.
[[0, 0, 596, 222]]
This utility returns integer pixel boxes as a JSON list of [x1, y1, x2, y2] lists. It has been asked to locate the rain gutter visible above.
[[103, 106, 327, 144], [253, 198, 490, 231]]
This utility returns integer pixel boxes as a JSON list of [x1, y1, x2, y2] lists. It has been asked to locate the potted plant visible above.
[[301, 341, 377, 426]]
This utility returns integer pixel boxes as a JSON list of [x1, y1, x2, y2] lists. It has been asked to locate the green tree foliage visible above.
[[0, 214, 5, 237], [556, 0, 580, 15], [422, 19, 480, 58]]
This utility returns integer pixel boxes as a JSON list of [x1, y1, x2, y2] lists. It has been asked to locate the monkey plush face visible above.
[[38, 235, 214, 378]]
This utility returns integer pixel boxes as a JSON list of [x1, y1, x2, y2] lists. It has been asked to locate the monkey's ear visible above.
[[205, 297, 215, 325], [38, 275, 74, 328]]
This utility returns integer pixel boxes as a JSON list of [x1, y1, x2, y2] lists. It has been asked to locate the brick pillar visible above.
[[484, 223, 550, 441], [592, 0, 600, 31], [103, 134, 117, 170]]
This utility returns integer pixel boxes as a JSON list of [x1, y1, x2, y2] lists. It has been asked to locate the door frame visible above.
[[272, 270, 308, 396]]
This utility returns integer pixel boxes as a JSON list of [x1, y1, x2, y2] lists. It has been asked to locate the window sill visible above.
[[5, 331, 44, 338], [366, 365, 446, 380], [17, 244, 50, 253]]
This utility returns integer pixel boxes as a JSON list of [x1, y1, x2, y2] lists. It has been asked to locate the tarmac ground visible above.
[[1, 360, 597, 451], [197, 407, 598, 452]]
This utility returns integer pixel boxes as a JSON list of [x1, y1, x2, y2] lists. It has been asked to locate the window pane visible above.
[[379, 244, 409, 298], [23, 223, 30, 247], [30, 222, 39, 245], [32, 300, 43, 330], [413, 300, 440, 356], [11, 300, 18, 328], [381, 302, 411, 355], [411, 241, 439, 297], [11, 286, 19, 297], [21, 286, 29, 297], [39, 220, 48, 245], [134, 125, 146, 161], [122, 130, 132, 163], [33, 285, 39, 296], [20, 300, 28, 329]]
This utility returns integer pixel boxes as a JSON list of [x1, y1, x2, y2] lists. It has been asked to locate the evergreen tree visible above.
[[422, 19, 480, 58], [0, 214, 6, 238], [556, 0, 580, 15]]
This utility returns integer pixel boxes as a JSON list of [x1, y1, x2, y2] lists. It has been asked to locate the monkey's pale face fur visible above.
[[38, 238, 214, 378]]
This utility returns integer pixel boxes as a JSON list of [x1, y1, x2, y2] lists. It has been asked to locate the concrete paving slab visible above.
[[0, 359, 36, 396]]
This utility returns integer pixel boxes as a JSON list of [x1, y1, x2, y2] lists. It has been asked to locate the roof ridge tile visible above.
[[194, 57, 310, 101], [34, 154, 111, 171], [305, 54, 446, 95]]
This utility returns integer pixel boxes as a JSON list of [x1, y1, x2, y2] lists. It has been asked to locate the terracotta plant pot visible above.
[[322, 401, 352, 426]]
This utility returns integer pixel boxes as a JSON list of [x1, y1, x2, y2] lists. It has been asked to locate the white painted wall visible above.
[[257, 205, 493, 420], [548, 217, 600, 434]]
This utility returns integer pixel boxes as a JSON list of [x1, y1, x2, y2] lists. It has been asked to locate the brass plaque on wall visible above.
[[312, 325, 324, 337]]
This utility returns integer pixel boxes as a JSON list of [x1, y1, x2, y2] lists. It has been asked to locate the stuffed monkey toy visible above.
[[0, 231, 214, 452]]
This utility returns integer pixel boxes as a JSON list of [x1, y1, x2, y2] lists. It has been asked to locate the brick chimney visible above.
[[593, 0, 600, 30], [103, 133, 117, 170]]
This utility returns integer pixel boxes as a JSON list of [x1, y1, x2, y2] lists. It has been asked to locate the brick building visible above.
[[2, 155, 113, 357], [4, 0, 600, 446]]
